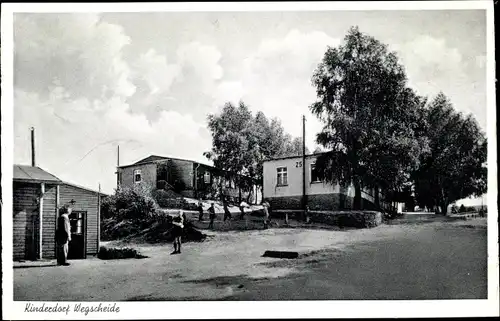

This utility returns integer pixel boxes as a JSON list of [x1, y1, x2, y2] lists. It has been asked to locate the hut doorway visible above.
[[68, 211, 87, 259]]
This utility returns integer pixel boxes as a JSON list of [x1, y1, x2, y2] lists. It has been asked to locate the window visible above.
[[310, 163, 321, 183], [204, 172, 211, 184], [277, 167, 288, 186], [134, 169, 142, 183]]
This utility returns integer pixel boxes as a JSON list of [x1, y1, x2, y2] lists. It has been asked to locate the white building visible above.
[[263, 153, 381, 211]]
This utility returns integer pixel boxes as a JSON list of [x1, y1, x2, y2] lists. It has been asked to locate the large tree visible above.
[[412, 93, 487, 214], [205, 102, 306, 202], [310, 26, 427, 210]]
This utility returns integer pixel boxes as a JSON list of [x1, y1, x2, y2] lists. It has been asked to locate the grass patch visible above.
[[98, 246, 148, 260]]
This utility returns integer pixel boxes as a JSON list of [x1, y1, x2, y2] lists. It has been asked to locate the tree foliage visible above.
[[412, 93, 487, 214], [310, 26, 427, 209], [205, 101, 307, 200]]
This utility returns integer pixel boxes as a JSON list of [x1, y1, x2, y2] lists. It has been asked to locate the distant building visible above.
[[263, 153, 384, 211], [13, 165, 103, 261], [117, 155, 256, 202]]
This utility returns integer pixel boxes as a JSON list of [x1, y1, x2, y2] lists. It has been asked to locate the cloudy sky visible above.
[[13, 9, 487, 194]]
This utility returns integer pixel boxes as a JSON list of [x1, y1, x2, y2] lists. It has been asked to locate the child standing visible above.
[[197, 199, 204, 221], [208, 203, 216, 229], [262, 201, 270, 229], [171, 211, 184, 255], [223, 199, 232, 221]]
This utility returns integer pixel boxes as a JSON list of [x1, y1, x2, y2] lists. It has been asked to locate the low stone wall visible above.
[[271, 209, 383, 228], [267, 193, 377, 211], [310, 210, 382, 228]]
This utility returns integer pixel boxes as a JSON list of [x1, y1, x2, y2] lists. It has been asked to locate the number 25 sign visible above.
[[296, 161, 302, 168]]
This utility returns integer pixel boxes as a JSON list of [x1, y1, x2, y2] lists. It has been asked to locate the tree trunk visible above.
[[374, 186, 380, 210], [353, 179, 362, 210], [440, 201, 449, 215]]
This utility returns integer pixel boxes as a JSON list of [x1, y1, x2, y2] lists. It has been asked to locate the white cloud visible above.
[[393, 36, 486, 128], [213, 81, 246, 107], [176, 41, 224, 92], [14, 88, 211, 194], [133, 49, 181, 94], [14, 13, 136, 100], [236, 29, 340, 150]]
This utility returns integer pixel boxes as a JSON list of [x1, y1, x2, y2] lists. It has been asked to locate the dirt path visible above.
[[14, 219, 487, 301]]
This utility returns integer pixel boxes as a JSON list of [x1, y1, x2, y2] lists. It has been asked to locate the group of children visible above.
[[197, 198, 271, 229], [171, 198, 272, 255]]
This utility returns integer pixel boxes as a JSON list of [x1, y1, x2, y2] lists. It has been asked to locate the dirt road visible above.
[[14, 219, 487, 301]]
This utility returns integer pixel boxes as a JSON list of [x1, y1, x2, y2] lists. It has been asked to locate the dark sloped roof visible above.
[[133, 155, 169, 165], [119, 155, 256, 182], [120, 154, 212, 169], [13, 165, 62, 183]]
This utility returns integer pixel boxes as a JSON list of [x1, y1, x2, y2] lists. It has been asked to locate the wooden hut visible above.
[[13, 165, 102, 261]]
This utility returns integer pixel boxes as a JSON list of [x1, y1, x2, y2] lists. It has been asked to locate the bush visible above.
[[152, 189, 183, 208], [459, 204, 467, 213], [102, 185, 158, 221], [173, 180, 186, 193], [156, 180, 167, 190], [98, 246, 147, 260]]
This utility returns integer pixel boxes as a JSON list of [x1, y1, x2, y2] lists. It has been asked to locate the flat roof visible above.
[[13, 165, 62, 184], [263, 152, 327, 163]]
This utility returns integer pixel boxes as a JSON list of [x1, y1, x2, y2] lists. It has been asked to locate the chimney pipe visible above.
[[116, 145, 120, 189], [30, 127, 36, 167]]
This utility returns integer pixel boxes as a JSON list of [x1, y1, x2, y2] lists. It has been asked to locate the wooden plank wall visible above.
[[59, 184, 99, 256], [13, 182, 39, 260], [42, 185, 57, 259]]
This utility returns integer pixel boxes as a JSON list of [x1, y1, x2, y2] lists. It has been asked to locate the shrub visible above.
[[98, 246, 147, 260], [152, 189, 183, 208], [102, 185, 158, 221], [459, 204, 467, 213], [156, 180, 167, 190], [173, 180, 186, 193]]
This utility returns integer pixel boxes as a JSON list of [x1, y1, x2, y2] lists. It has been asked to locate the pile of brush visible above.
[[102, 211, 207, 244]]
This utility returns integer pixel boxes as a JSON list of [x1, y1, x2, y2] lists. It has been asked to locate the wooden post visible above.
[[97, 183, 101, 253], [302, 115, 307, 220], [39, 183, 45, 260], [55, 184, 60, 260]]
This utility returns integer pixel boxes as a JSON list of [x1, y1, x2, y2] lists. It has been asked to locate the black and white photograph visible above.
[[1, 1, 498, 319]]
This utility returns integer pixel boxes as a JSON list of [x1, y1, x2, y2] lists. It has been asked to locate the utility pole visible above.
[[302, 115, 307, 213]]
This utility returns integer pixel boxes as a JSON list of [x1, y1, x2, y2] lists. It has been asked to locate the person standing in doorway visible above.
[[56, 206, 72, 266], [208, 202, 216, 229], [171, 211, 184, 255]]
